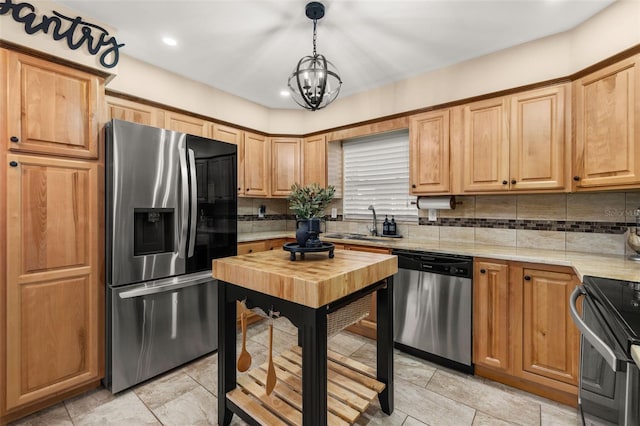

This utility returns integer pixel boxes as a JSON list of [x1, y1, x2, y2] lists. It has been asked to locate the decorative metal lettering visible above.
[[0, 0, 124, 68]]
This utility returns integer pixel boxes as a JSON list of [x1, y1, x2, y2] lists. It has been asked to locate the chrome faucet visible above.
[[368, 205, 378, 236]]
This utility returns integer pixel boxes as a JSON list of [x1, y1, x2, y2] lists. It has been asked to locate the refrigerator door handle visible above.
[[118, 274, 213, 299], [179, 146, 189, 257], [188, 149, 197, 257]]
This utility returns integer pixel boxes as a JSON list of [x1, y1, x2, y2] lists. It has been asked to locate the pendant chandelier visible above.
[[287, 2, 342, 111]]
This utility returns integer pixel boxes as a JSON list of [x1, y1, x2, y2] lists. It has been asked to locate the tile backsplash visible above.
[[238, 192, 640, 256]]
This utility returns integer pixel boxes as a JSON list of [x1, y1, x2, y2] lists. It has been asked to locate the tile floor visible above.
[[10, 317, 580, 426]]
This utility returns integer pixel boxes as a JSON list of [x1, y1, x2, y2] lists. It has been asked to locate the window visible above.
[[342, 130, 417, 221]]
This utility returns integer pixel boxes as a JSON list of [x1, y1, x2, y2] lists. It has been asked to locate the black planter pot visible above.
[[296, 218, 323, 247]]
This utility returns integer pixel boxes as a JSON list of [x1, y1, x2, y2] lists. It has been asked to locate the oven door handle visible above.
[[569, 285, 618, 371]]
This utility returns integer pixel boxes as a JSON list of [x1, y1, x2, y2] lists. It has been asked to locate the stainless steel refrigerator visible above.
[[104, 119, 237, 393]]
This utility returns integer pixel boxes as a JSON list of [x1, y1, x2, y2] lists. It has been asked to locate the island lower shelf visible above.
[[227, 346, 385, 426]]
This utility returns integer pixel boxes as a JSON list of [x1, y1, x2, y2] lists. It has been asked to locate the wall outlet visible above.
[[258, 205, 266, 218], [428, 208, 437, 221], [331, 207, 337, 218]]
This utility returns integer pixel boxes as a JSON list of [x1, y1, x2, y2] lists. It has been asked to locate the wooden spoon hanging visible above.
[[237, 310, 252, 372], [265, 322, 277, 395]]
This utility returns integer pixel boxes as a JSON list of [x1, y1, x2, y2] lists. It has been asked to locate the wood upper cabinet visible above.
[[212, 123, 242, 145], [164, 111, 209, 137], [302, 134, 327, 187], [243, 131, 270, 197], [473, 259, 512, 373], [521, 268, 580, 387], [105, 96, 163, 127], [510, 85, 566, 191], [271, 137, 302, 197], [462, 97, 510, 192], [6, 51, 102, 159], [5, 154, 101, 411], [574, 54, 640, 190], [409, 109, 451, 194], [461, 85, 567, 193]]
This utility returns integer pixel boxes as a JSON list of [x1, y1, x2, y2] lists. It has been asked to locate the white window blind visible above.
[[342, 130, 417, 222]]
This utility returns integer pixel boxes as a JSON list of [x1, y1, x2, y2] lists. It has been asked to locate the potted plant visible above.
[[288, 182, 336, 247]]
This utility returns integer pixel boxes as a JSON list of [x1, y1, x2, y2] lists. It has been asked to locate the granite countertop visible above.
[[238, 231, 640, 282]]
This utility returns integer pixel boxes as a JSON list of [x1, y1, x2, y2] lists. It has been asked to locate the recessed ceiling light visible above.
[[162, 37, 178, 46], [280, 90, 290, 97]]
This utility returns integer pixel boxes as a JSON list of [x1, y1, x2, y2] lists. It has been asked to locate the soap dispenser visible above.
[[389, 215, 397, 235], [383, 215, 390, 235]]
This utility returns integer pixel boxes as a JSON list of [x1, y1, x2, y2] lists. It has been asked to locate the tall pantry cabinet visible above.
[[1, 48, 104, 422]]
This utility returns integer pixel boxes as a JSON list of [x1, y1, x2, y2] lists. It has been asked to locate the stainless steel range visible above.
[[570, 276, 640, 425], [105, 120, 237, 393]]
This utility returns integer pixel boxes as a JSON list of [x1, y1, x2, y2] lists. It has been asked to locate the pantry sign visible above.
[[0, 0, 124, 68]]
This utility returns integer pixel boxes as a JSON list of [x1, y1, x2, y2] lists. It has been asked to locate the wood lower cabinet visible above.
[[573, 54, 640, 190], [343, 245, 391, 340], [4, 154, 102, 415], [473, 260, 511, 372], [473, 258, 579, 406], [521, 268, 580, 387], [6, 50, 102, 159]]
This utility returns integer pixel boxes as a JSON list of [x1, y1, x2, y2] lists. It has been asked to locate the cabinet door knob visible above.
[[412, 184, 416, 188], [511, 179, 517, 185], [573, 176, 580, 181], [10, 136, 19, 143], [480, 268, 486, 274], [502, 180, 508, 185], [9, 161, 18, 167], [524, 275, 531, 281], [248, 249, 253, 253]]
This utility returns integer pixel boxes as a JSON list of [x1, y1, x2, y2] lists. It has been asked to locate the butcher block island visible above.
[[213, 249, 398, 426]]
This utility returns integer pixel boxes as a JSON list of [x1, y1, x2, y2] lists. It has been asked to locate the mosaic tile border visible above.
[[418, 217, 634, 234], [238, 215, 635, 234], [238, 214, 344, 221]]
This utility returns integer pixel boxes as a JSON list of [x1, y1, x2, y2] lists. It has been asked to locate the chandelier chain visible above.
[[312, 19, 317, 56]]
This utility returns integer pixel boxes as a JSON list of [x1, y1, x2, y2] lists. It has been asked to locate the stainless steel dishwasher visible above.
[[393, 249, 473, 373]]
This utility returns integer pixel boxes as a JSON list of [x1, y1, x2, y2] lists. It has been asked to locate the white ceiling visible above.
[[55, 0, 615, 110]]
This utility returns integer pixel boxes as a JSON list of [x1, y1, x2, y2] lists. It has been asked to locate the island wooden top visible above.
[[212, 249, 398, 308]]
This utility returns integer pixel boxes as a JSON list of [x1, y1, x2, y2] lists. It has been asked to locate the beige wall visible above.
[[301, 0, 640, 134], [2, 0, 639, 134], [107, 55, 276, 132]]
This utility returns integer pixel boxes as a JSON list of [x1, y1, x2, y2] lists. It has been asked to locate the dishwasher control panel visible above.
[[393, 249, 473, 279]]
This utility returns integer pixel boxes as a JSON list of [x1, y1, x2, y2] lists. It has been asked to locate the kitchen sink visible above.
[[324, 233, 386, 241]]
